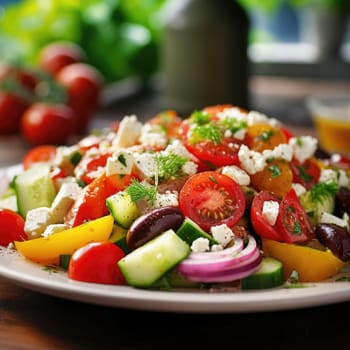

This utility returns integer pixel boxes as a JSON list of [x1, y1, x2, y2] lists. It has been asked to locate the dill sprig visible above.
[[190, 110, 210, 125], [125, 180, 157, 205], [310, 181, 339, 204], [219, 117, 247, 134], [189, 122, 222, 145], [155, 154, 188, 181]]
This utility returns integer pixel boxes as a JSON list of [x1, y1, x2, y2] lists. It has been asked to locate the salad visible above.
[[1, 104, 350, 291]]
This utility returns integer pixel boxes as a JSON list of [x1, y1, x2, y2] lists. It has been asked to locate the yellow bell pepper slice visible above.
[[15, 215, 114, 265], [262, 238, 346, 282]]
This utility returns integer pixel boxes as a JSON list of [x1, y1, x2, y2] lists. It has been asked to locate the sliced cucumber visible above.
[[241, 257, 284, 290], [13, 163, 56, 218], [0, 195, 18, 211], [176, 218, 217, 246], [118, 229, 190, 288], [109, 224, 129, 253], [106, 191, 140, 228]]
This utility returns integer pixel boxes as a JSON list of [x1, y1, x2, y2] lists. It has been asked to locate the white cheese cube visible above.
[[221, 165, 250, 186], [106, 150, 135, 176], [210, 224, 235, 247], [238, 145, 266, 175], [154, 191, 179, 208], [24, 207, 54, 238], [112, 115, 142, 149], [191, 237, 210, 253], [319, 169, 338, 184], [263, 143, 293, 162], [50, 182, 82, 222], [163, 140, 192, 159], [289, 136, 318, 164], [54, 145, 80, 168], [319, 212, 349, 229], [42, 224, 68, 239], [262, 200, 280, 226], [139, 124, 168, 149], [292, 183, 307, 197], [133, 152, 157, 179], [182, 161, 198, 176]]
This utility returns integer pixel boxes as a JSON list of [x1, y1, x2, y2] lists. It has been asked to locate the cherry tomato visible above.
[[75, 152, 112, 184], [22, 145, 57, 170], [280, 126, 295, 142], [56, 63, 103, 134], [250, 159, 293, 197], [68, 241, 125, 285], [0, 93, 28, 134], [291, 157, 321, 190], [39, 42, 85, 76], [245, 124, 287, 152], [21, 102, 75, 145], [147, 110, 182, 138], [276, 188, 315, 244], [250, 191, 283, 241], [0, 209, 27, 247], [0, 63, 38, 92], [179, 171, 246, 231], [179, 121, 240, 168]]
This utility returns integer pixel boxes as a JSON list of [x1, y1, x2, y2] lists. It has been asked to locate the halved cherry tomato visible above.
[[22, 145, 57, 170], [0, 209, 27, 247], [75, 152, 112, 184], [147, 110, 182, 138], [179, 171, 246, 231], [280, 126, 295, 142], [250, 191, 282, 242], [250, 159, 293, 197], [179, 121, 240, 168], [65, 170, 139, 227], [244, 124, 287, 152], [276, 188, 314, 244], [68, 241, 125, 285], [291, 157, 321, 190]]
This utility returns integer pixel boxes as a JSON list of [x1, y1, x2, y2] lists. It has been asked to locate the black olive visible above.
[[126, 206, 184, 250], [315, 223, 350, 262], [335, 187, 350, 215]]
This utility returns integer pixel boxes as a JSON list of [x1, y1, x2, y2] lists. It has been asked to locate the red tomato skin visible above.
[[39, 42, 85, 76], [56, 63, 103, 134], [0, 93, 28, 134], [276, 188, 315, 244], [22, 145, 57, 170], [291, 158, 321, 190], [21, 103, 75, 145], [179, 171, 246, 231], [68, 241, 125, 285], [250, 191, 283, 241], [0, 209, 27, 246]]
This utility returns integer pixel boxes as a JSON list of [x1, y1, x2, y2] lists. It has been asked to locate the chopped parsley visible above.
[[258, 129, 274, 142], [292, 221, 302, 234], [219, 117, 247, 134], [190, 110, 210, 125], [297, 165, 314, 182], [117, 154, 127, 167], [269, 164, 282, 178]]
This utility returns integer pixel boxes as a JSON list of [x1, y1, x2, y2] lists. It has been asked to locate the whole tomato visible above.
[[20, 102, 75, 145], [39, 42, 85, 76], [0, 93, 28, 134], [56, 63, 103, 134]]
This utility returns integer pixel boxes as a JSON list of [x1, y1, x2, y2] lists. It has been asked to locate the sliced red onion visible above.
[[182, 253, 263, 283], [177, 235, 258, 275], [187, 237, 244, 260]]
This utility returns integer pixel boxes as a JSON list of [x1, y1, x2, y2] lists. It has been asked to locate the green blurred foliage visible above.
[[0, 0, 167, 83]]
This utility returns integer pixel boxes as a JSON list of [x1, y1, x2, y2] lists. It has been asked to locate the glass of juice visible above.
[[306, 95, 350, 155]]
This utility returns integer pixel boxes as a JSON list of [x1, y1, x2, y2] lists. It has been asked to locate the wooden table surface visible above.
[[1, 76, 350, 350]]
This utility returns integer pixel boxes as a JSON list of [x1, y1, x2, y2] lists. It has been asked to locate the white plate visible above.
[[1, 164, 350, 313], [1, 247, 350, 313]]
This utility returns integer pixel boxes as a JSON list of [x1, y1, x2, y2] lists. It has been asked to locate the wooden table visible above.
[[1, 76, 349, 350]]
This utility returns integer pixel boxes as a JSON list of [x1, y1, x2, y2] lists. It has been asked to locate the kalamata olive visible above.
[[335, 187, 350, 215], [126, 206, 184, 250], [315, 223, 350, 262]]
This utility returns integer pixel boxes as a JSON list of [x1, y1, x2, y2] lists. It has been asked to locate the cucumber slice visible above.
[[106, 191, 140, 228], [0, 195, 18, 211], [14, 163, 56, 218], [176, 218, 217, 245], [118, 229, 190, 288], [241, 257, 284, 290]]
